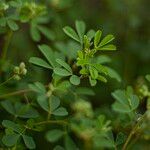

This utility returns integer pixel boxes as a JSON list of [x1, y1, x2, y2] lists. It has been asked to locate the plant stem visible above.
[[1, 30, 13, 60], [0, 75, 14, 87], [122, 113, 146, 150], [34, 120, 68, 126], [0, 85, 49, 99], [0, 88, 32, 99]]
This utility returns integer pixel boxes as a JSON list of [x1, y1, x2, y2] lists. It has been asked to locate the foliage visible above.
[[0, 0, 149, 150]]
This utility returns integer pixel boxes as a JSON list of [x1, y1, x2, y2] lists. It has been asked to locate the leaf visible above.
[[37, 95, 49, 112], [50, 95, 60, 112], [56, 59, 72, 73], [63, 26, 80, 42], [29, 57, 52, 69], [76, 87, 95, 96], [146, 74, 150, 82], [116, 132, 126, 146], [69, 75, 80, 85], [30, 26, 41, 42], [15, 103, 39, 119], [94, 30, 102, 47], [86, 29, 95, 40], [1, 101, 15, 115], [52, 107, 68, 116], [0, 17, 7, 27], [89, 77, 97, 86], [93, 64, 108, 75], [97, 75, 107, 83], [99, 34, 115, 47], [54, 68, 72, 76], [83, 35, 90, 49], [22, 135, 36, 149], [97, 44, 116, 51], [96, 55, 111, 64], [75, 20, 86, 43], [46, 129, 64, 142], [53, 145, 65, 150], [38, 25, 55, 40], [105, 67, 121, 82], [7, 19, 19, 31], [112, 89, 140, 113], [2, 120, 23, 133], [29, 82, 46, 94], [38, 44, 56, 68], [2, 133, 20, 147], [89, 66, 98, 79], [65, 135, 77, 150]]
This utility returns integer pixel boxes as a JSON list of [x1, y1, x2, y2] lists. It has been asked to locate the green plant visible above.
[[0, 1, 149, 150]]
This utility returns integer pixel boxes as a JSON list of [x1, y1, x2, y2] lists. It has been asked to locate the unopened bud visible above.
[[46, 91, 52, 97], [22, 68, 27, 75], [13, 75, 21, 81], [19, 62, 26, 69], [13, 66, 20, 74]]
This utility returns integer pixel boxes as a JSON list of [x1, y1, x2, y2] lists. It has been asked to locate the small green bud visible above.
[[72, 100, 93, 118], [13, 66, 20, 74], [22, 68, 27, 75], [13, 75, 21, 81], [46, 90, 52, 97], [19, 62, 26, 69]]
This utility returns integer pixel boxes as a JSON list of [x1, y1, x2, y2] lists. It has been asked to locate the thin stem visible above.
[[34, 120, 68, 126], [1, 30, 13, 60], [0, 75, 14, 87], [0, 89, 32, 99], [122, 113, 146, 150], [0, 85, 49, 99]]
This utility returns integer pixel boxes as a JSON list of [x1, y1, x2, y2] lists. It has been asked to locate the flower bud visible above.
[[13, 66, 20, 74], [22, 68, 27, 75], [46, 90, 52, 97], [13, 75, 21, 81], [19, 62, 26, 69]]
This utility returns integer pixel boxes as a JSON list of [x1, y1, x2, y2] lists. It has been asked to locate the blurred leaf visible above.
[[65, 135, 77, 150], [146, 74, 150, 82], [22, 135, 36, 149], [2, 120, 23, 133], [112, 88, 139, 113], [38, 25, 55, 40], [52, 107, 68, 116], [38, 44, 56, 68], [69, 75, 80, 85], [99, 35, 115, 47], [75, 20, 86, 43], [29, 57, 52, 69], [46, 129, 64, 142], [105, 67, 121, 82], [97, 44, 116, 51], [94, 30, 102, 47], [7, 19, 19, 31], [63, 26, 80, 42], [54, 68, 72, 76], [56, 59, 72, 73], [2, 133, 20, 147]]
